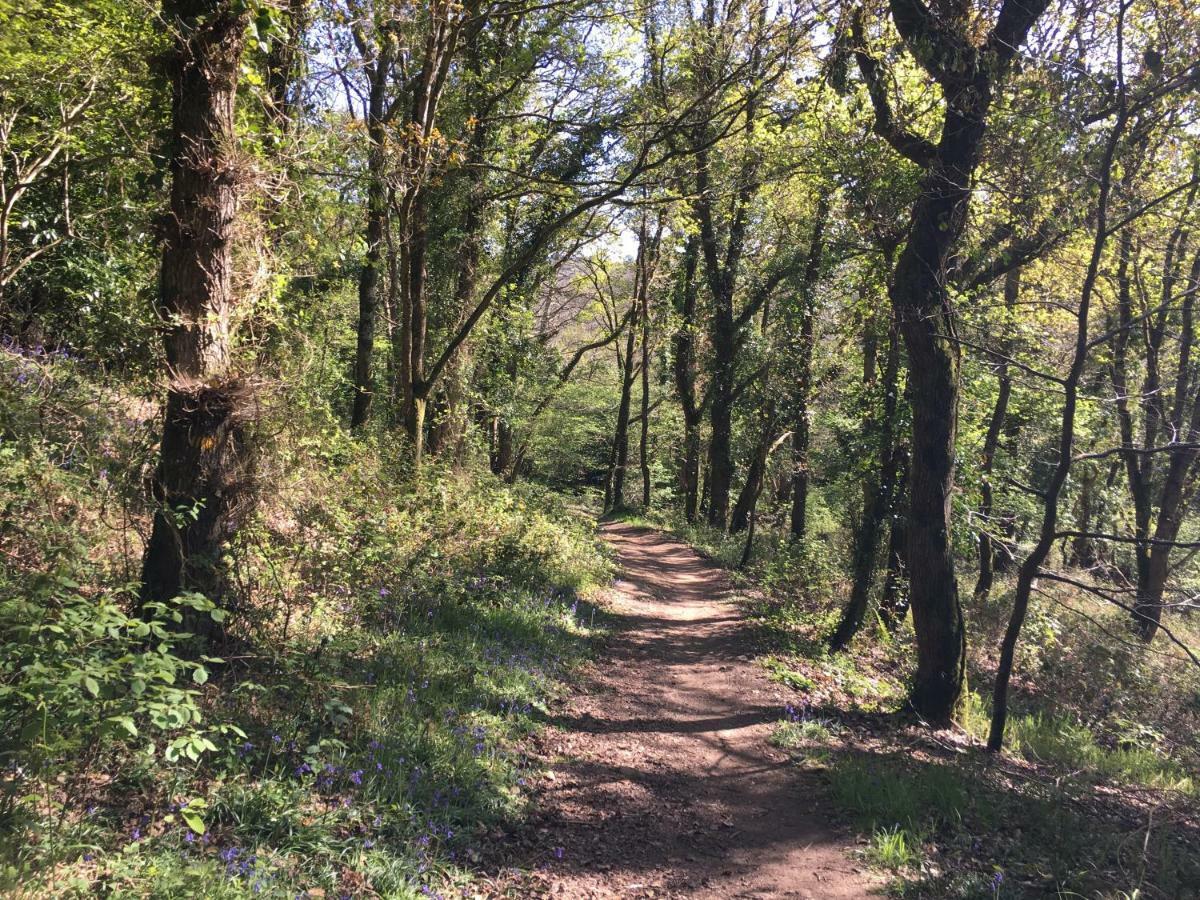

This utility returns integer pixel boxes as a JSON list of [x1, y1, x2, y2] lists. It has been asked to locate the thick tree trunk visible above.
[[142, 0, 249, 639], [850, 0, 1050, 724], [888, 97, 997, 721]]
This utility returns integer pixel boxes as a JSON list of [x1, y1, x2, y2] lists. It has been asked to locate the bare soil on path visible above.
[[491, 522, 877, 899]]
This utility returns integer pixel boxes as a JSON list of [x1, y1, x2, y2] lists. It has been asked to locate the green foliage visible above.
[[0, 338, 610, 895], [828, 756, 970, 836], [957, 693, 1195, 795], [770, 718, 834, 750], [865, 826, 920, 871]]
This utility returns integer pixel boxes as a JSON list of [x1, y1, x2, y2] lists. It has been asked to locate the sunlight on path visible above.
[[500, 522, 876, 899]]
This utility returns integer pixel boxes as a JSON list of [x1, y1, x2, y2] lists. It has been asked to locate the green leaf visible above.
[[83, 676, 100, 697], [181, 807, 206, 835]]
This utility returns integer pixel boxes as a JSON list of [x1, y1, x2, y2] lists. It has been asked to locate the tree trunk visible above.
[[831, 317, 901, 651], [878, 466, 910, 632], [493, 416, 512, 476], [607, 302, 639, 511], [682, 417, 702, 522], [142, 0, 249, 640], [730, 436, 768, 533], [788, 196, 830, 539], [350, 72, 388, 428], [989, 86, 1126, 751], [975, 267, 1019, 600], [672, 237, 703, 522], [640, 283, 652, 508], [706, 306, 736, 529], [850, 0, 1050, 724]]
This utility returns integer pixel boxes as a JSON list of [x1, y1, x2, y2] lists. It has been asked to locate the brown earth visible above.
[[487, 521, 877, 899]]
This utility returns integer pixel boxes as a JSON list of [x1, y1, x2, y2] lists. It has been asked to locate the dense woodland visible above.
[[3, 0, 1200, 896]]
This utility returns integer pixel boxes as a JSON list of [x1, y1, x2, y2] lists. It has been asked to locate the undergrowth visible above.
[[0, 347, 611, 897]]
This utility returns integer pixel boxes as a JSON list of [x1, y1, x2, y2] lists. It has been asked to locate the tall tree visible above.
[[851, 0, 1051, 721], [141, 0, 250, 636]]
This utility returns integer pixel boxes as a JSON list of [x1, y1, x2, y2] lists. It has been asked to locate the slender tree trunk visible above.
[[707, 306, 736, 529], [672, 237, 702, 522], [989, 83, 1127, 750], [608, 302, 639, 511], [878, 464, 910, 632], [142, 0, 249, 639], [682, 418, 702, 522], [831, 317, 901, 650], [975, 267, 1020, 600], [1134, 182, 1200, 637], [788, 196, 830, 539], [351, 73, 388, 428], [1068, 465, 1099, 569], [730, 438, 767, 533], [640, 283, 652, 508], [634, 215, 659, 507]]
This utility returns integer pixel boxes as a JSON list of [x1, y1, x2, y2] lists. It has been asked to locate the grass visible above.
[[828, 755, 970, 835], [770, 719, 835, 749], [957, 692, 1196, 795], [865, 826, 921, 871]]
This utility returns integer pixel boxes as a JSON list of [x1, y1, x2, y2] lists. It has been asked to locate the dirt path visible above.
[[504, 522, 875, 899]]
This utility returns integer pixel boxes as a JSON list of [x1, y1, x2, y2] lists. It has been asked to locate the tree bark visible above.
[[640, 269, 652, 508], [350, 49, 389, 428], [1109, 175, 1200, 640], [142, 0, 249, 639], [878, 461, 910, 632]]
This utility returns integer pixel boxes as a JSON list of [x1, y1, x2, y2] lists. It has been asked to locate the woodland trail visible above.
[[497, 522, 876, 899]]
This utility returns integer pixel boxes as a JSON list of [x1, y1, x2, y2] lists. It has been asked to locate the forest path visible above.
[[505, 521, 875, 899]]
